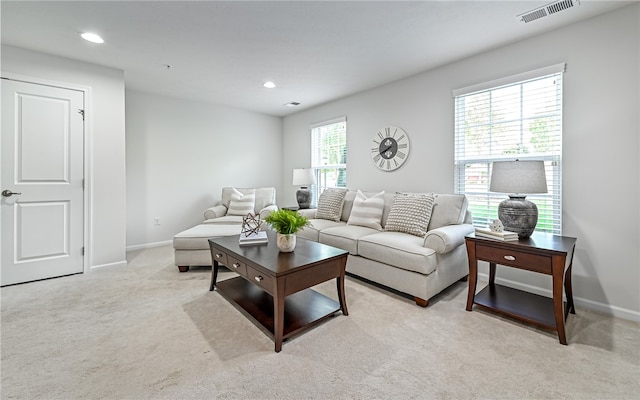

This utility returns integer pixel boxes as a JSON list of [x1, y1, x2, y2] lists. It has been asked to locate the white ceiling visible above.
[[1, 1, 633, 117]]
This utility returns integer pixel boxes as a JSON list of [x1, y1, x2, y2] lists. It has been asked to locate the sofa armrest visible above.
[[258, 204, 279, 220], [204, 204, 228, 220], [297, 208, 317, 218], [424, 224, 475, 254]]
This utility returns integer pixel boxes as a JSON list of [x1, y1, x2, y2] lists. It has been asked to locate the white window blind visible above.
[[311, 117, 347, 205], [454, 65, 564, 234]]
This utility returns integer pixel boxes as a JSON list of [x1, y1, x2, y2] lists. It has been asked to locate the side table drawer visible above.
[[226, 255, 248, 277], [246, 265, 274, 294], [476, 245, 552, 274]]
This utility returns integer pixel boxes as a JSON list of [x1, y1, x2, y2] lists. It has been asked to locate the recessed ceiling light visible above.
[[81, 32, 104, 44], [263, 81, 276, 89], [284, 102, 301, 107]]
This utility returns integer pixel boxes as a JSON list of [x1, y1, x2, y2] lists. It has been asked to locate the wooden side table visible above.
[[465, 232, 577, 345]]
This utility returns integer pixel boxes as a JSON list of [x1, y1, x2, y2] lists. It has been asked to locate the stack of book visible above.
[[474, 227, 519, 241], [239, 230, 268, 245]]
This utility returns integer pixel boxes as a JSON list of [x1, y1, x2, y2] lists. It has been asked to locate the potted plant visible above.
[[264, 209, 311, 252]]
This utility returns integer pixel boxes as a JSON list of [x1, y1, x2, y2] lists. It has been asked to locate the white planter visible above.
[[276, 233, 296, 252]]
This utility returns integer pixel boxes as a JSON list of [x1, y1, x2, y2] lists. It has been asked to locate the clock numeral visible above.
[[371, 147, 379, 153], [373, 154, 381, 162], [379, 158, 385, 168], [393, 159, 398, 167], [398, 143, 408, 149], [386, 160, 391, 170], [397, 151, 406, 159], [397, 134, 405, 142], [385, 127, 391, 137], [377, 131, 384, 140]]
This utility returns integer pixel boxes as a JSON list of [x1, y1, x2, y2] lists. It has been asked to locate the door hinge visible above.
[[82, 247, 85, 256], [78, 109, 85, 120]]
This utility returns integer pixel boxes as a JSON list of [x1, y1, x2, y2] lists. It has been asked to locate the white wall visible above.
[[125, 91, 282, 248], [1, 45, 127, 270], [282, 5, 640, 320]]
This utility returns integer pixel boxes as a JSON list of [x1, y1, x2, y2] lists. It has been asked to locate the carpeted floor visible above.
[[1, 244, 639, 399]]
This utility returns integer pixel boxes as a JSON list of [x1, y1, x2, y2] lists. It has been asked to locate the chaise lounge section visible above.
[[173, 187, 277, 271]]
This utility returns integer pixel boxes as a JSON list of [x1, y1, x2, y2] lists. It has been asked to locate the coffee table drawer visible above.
[[476, 245, 551, 274], [246, 265, 274, 293], [226, 255, 248, 277], [211, 250, 228, 267]]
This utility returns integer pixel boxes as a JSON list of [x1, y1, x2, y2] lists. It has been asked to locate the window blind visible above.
[[310, 117, 347, 205], [453, 67, 563, 234]]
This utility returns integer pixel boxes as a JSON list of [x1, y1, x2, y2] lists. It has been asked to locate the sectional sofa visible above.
[[296, 189, 474, 307]]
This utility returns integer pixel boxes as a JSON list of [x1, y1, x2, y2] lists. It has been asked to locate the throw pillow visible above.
[[227, 188, 256, 216], [384, 193, 435, 237], [347, 190, 385, 230], [315, 188, 348, 222]]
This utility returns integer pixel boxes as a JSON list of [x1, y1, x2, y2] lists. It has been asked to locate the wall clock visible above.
[[371, 126, 410, 171]]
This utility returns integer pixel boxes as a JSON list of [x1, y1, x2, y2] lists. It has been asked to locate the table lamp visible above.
[[292, 168, 316, 209], [489, 160, 547, 238]]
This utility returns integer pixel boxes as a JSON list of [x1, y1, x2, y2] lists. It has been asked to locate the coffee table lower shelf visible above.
[[216, 276, 341, 344], [473, 284, 565, 331]]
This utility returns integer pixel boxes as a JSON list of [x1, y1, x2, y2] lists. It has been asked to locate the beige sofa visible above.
[[297, 190, 473, 307], [173, 187, 277, 271]]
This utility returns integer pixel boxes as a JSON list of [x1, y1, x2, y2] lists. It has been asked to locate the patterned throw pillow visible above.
[[384, 193, 435, 237], [227, 188, 256, 216], [347, 190, 385, 230], [315, 188, 348, 222]]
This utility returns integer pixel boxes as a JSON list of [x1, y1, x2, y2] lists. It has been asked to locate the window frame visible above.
[[453, 64, 564, 235], [310, 117, 347, 205]]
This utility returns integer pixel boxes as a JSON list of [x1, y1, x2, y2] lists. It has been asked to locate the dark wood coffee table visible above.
[[208, 230, 349, 352]]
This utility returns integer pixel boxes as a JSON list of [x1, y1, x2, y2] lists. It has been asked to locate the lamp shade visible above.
[[489, 160, 547, 194], [292, 168, 316, 186]]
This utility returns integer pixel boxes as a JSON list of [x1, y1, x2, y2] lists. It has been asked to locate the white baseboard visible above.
[[90, 260, 127, 270], [478, 273, 640, 323], [126, 240, 173, 252]]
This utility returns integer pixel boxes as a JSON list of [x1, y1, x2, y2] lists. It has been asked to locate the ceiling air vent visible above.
[[517, 0, 580, 23]]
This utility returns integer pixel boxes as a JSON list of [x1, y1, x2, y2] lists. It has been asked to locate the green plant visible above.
[[264, 209, 310, 235]]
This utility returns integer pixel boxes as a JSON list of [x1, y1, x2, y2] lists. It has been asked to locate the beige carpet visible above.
[[1, 244, 638, 399]]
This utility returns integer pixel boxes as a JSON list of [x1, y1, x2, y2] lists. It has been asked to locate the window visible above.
[[453, 64, 564, 234], [311, 117, 347, 204]]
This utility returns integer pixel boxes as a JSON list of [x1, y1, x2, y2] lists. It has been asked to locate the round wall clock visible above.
[[371, 126, 410, 171]]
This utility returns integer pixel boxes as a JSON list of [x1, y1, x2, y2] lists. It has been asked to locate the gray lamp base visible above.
[[296, 188, 312, 209], [498, 195, 538, 238]]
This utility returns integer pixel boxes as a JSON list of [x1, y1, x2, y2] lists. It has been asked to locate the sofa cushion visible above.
[[384, 193, 435, 237], [358, 231, 438, 275], [347, 190, 385, 230], [296, 219, 346, 242], [203, 215, 244, 225], [315, 188, 348, 222], [319, 225, 379, 255], [173, 224, 241, 250], [428, 194, 469, 231], [227, 188, 256, 216], [340, 190, 357, 222]]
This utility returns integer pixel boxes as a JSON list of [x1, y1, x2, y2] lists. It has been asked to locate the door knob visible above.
[[1, 190, 22, 197]]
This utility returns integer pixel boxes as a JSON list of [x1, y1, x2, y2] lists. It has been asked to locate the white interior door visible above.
[[1, 79, 84, 286]]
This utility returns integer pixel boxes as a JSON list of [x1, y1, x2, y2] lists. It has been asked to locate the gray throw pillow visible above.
[[384, 193, 435, 237], [315, 188, 348, 222]]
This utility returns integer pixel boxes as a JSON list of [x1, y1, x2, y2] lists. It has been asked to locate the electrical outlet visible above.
[[154, 217, 160, 226]]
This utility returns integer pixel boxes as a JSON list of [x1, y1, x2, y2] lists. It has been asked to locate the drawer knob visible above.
[[232, 263, 240, 269], [254, 276, 264, 282], [504, 255, 516, 261], [215, 253, 223, 259]]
